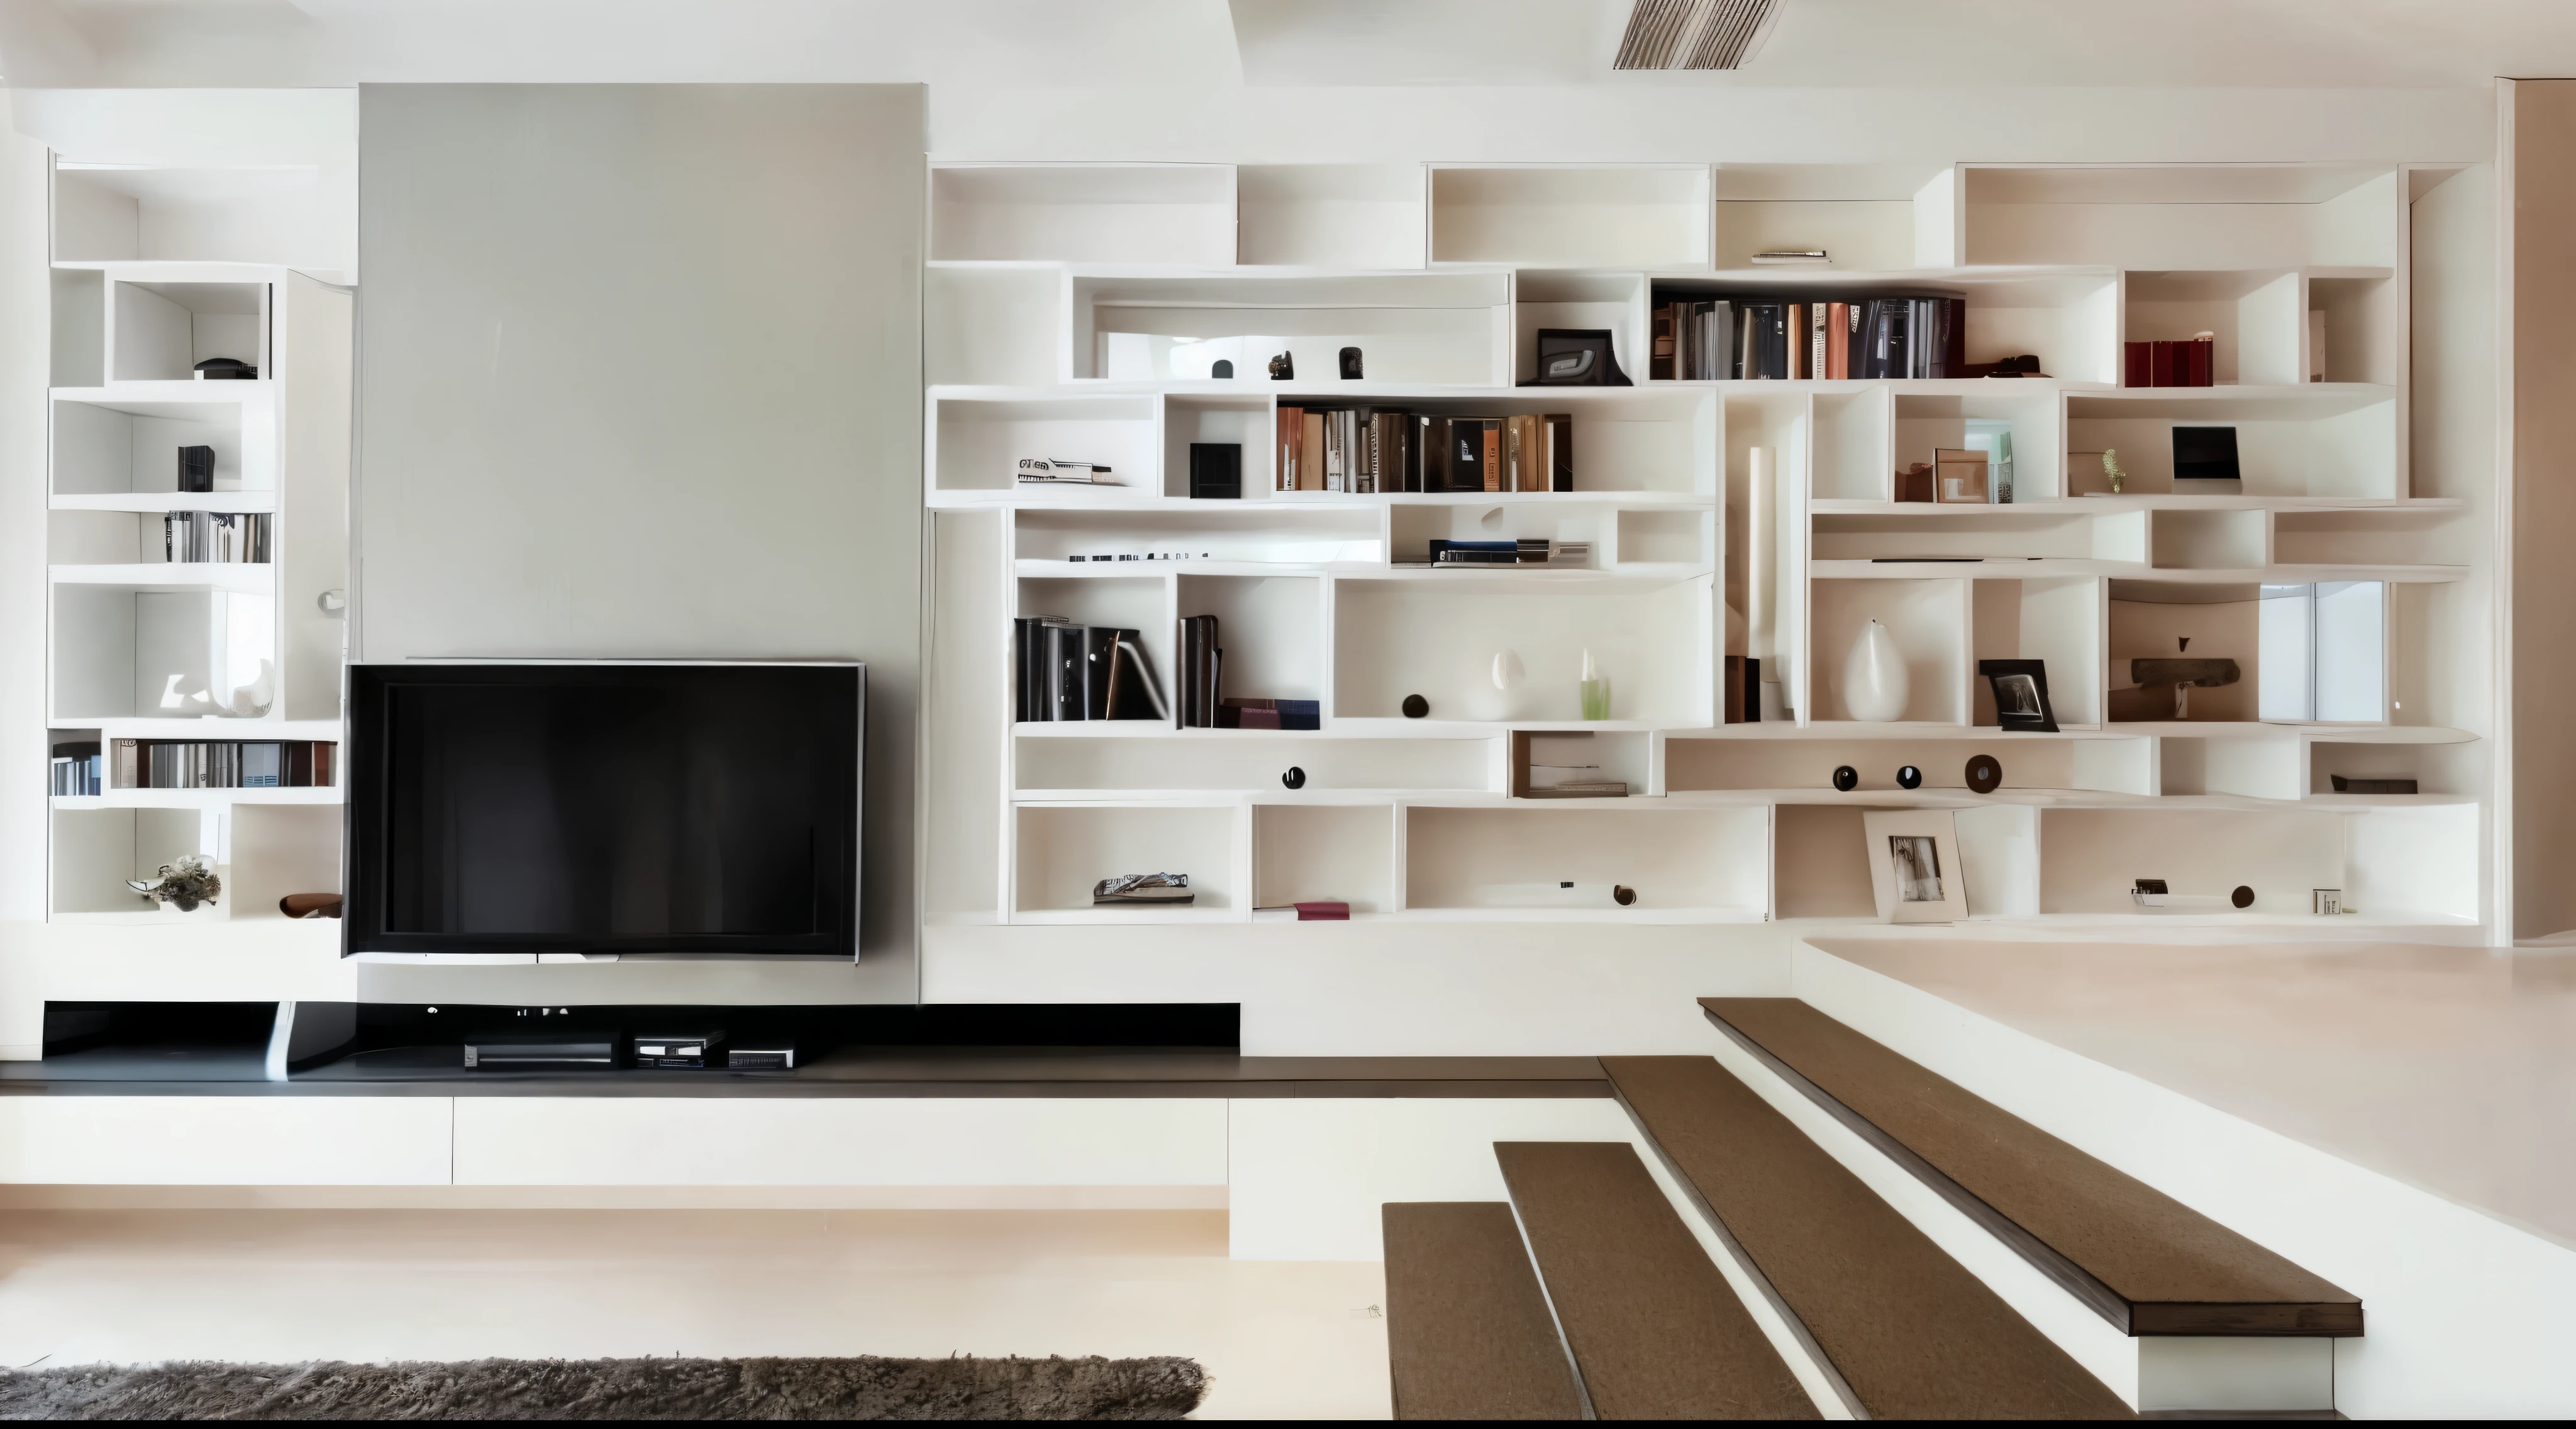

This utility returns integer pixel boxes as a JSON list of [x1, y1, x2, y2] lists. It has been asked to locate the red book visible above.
[[1294, 901, 1351, 921], [2188, 336, 2214, 387], [2124, 341, 2151, 387], [2149, 341, 2177, 387]]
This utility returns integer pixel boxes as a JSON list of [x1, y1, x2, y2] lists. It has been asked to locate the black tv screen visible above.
[[346, 663, 861, 957]]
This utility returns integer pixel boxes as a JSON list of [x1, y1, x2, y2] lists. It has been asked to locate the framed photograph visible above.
[[1933, 447, 1989, 504], [1861, 810, 1968, 924], [1978, 658, 2059, 733]]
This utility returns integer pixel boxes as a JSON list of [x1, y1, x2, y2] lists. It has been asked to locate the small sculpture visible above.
[[1831, 765, 1859, 792], [1338, 347, 1363, 381], [1964, 754, 2002, 794], [1211, 359, 1234, 379], [2102, 448, 2127, 494], [1401, 694, 1430, 719], [1268, 351, 1294, 381], [1281, 766, 1306, 790], [130, 854, 220, 912], [1896, 765, 1923, 790]]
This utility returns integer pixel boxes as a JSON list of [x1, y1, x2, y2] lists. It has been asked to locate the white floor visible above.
[[1811, 936, 2576, 1250], [0, 1208, 1394, 1420]]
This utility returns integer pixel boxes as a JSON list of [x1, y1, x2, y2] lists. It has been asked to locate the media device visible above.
[[631, 1031, 723, 1069], [464, 1035, 616, 1070], [726, 1044, 796, 1071], [345, 662, 862, 958]]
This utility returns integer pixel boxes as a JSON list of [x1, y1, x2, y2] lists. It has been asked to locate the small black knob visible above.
[[1613, 885, 1636, 906], [1831, 765, 1858, 792], [1401, 694, 1430, 719], [1964, 755, 2001, 794], [1281, 766, 1306, 790], [1896, 765, 1923, 790], [2232, 885, 2255, 909]]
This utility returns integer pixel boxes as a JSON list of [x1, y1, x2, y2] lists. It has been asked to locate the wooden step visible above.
[[1700, 998, 2363, 1338], [1492, 1140, 1819, 1420], [1599, 1057, 2134, 1420], [1380, 1202, 1585, 1421]]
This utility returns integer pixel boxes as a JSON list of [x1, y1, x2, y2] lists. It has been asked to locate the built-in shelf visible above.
[[921, 158, 2487, 930]]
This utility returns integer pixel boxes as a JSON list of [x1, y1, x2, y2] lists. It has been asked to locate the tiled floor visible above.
[[1815, 937, 2576, 1249], [0, 1208, 1392, 1420]]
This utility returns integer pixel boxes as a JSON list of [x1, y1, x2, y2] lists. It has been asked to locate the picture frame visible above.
[[1521, 328, 1632, 387], [1861, 809, 1968, 924], [1933, 447, 1989, 504], [1978, 658, 2059, 733], [2172, 425, 2243, 489]]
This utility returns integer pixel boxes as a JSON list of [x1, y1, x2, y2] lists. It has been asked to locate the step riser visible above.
[[1702, 1023, 2333, 1414]]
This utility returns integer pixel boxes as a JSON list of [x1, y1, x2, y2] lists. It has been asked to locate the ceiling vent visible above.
[[1614, 0, 1782, 70]]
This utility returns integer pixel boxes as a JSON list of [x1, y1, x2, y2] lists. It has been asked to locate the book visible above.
[[1300, 411, 1324, 491], [1217, 697, 1320, 731], [1443, 416, 1485, 492], [1650, 303, 1676, 381], [1082, 626, 1129, 718], [1480, 420, 1502, 492], [1013, 615, 1072, 721], [1370, 411, 1413, 495], [1546, 413, 1574, 492], [1277, 406, 1301, 491], [1048, 623, 1087, 721], [1180, 614, 1221, 728], [50, 741, 101, 796], [1103, 631, 1169, 721]]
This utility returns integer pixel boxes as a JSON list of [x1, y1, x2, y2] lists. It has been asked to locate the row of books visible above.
[[1179, 615, 1321, 728], [2122, 338, 2216, 387], [1277, 408, 1572, 494], [1416, 538, 1592, 568], [50, 742, 100, 796], [1014, 617, 1169, 723], [62, 739, 339, 791], [1651, 296, 1968, 381], [164, 511, 272, 564]]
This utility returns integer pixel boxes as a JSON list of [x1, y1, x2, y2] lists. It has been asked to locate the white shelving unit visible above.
[[921, 159, 2488, 930], [42, 154, 353, 926]]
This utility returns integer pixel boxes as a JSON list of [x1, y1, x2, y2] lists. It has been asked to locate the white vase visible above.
[[1843, 620, 1909, 722]]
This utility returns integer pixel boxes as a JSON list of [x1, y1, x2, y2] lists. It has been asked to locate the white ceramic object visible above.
[[1843, 619, 1909, 721]]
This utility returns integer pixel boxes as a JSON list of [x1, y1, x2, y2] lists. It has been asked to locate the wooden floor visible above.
[[1702, 998, 2362, 1337], [1603, 1055, 2134, 1420], [1495, 1141, 1818, 1420]]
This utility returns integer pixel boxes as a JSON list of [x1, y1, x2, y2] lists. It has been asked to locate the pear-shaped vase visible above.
[[1843, 619, 1909, 722]]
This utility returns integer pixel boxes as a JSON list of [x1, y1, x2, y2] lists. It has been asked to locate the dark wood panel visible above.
[[1701, 999, 2362, 1337], [1382, 1202, 1585, 1421], [1601, 1056, 2132, 1420], [1494, 1140, 1819, 1421]]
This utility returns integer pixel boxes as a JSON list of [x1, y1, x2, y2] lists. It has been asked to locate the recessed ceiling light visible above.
[[1615, 0, 1782, 70]]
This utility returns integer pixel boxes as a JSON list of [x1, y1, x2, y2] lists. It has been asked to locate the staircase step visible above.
[[1701, 998, 2362, 1338], [1381, 1202, 1586, 1421], [1493, 1140, 1819, 1420], [1601, 1056, 2134, 1420]]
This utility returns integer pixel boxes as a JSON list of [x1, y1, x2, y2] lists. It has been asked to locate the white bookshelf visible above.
[[41, 154, 352, 926], [921, 160, 2490, 930]]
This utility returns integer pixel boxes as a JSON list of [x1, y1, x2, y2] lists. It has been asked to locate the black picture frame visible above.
[[1978, 658, 2059, 733], [2172, 425, 2243, 487], [1521, 328, 1632, 387]]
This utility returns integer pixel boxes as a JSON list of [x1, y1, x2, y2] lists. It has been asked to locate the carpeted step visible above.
[[1699, 998, 2362, 1338], [1380, 1202, 1585, 1421], [1599, 1055, 2134, 1420], [1491, 1140, 1819, 1420]]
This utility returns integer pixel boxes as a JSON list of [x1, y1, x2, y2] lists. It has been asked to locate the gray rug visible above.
[[0, 1355, 1207, 1420]]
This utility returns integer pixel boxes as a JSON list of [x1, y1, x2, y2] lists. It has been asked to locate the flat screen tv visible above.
[[346, 663, 861, 957]]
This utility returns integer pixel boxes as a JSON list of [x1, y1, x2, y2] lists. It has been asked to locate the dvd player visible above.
[[464, 1037, 616, 1070]]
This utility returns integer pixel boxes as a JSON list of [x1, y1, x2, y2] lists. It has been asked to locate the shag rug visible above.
[[0, 1355, 1208, 1420]]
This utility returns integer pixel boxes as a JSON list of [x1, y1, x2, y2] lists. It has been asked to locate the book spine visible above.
[[1546, 414, 1574, 492], [1300, 411, 1324, 490], [1943, 297, 1966, 379], [1481, 420, 1501, 492], [2189, 335, 2213, 387], [1650, 302, 1675, 381], [1278, 406, 1299, 491], [2123, 341, 2150, 387]]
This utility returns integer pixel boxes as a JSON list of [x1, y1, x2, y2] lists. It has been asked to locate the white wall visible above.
[[352, 84, 926, 1000]]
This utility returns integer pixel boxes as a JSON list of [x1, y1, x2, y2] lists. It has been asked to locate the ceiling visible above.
[[0, 0, 2569, 90]]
